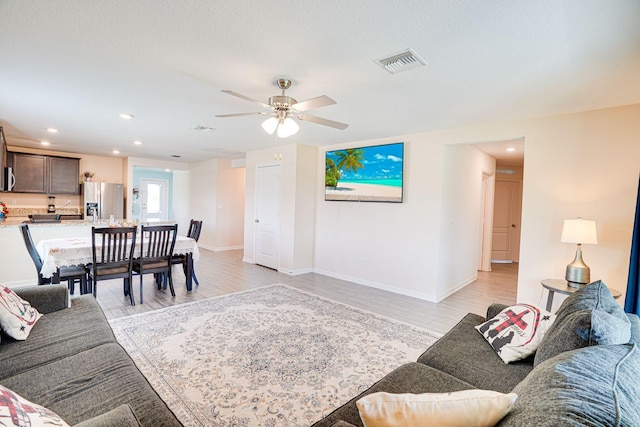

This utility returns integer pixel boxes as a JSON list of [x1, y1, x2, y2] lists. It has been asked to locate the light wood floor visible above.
[[92, 248, 517, 335]]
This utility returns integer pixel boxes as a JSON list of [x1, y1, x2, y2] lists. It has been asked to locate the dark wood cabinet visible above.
[[9, 152, 80, 194], [49, 156, 80, 194], [11, 152, 48, 193]]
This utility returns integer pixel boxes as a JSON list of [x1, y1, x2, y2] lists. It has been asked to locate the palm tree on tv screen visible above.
[[325, 158, 341, 188], [330, 148, 364, 188]]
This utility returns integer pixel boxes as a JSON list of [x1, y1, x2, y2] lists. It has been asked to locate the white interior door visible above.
[[254, 165, 281, 269], [491, 180, 520, 262], [141, 178, 169, 222]]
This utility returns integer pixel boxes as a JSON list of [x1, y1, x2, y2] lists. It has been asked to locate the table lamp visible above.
[[561, 218, 598, 287]]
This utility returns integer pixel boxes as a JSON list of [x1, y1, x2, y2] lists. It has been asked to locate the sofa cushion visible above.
[[628, 313, 640, 344], [475, 304, 555, 363], [0, 383, 70, 426], [14, 284, 70, 314], [0, 284, 42, 340], [356, 389, 517, 427], [417, 313, 533, 393], [534, 281, 630, 366], [497, 343, 640, 426], [75, 404, 142, 427], [0, 296, 116, 380], [1, 343, 181, 427], [310, 362, 477, 427]]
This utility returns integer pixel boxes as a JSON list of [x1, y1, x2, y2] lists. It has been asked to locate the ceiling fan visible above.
[[216, 78, 348, 138]]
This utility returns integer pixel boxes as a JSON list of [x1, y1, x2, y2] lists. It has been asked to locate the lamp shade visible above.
[[261, 117, 279, 135], [277, 117, 299, 138], [561, 219, 598, 245]]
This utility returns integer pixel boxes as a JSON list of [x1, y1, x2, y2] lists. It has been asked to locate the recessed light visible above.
[[46, 128, 58, 133], [113, 149, 120, 154], [133, 140, 142, 145], [506, 147, 516, 152], [119, 113, 134, 120], [41, 141, 50, 146]]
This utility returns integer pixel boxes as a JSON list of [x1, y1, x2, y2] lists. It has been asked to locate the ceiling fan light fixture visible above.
[[277, 117, 299, 138], [261, 117, 279, 134]]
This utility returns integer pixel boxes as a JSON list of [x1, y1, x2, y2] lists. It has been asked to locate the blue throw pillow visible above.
[[534, 281, 630, 366], [497, 344, 640, 426]]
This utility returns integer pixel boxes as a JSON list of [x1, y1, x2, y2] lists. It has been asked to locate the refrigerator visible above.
[[83, 182, 124, 219]]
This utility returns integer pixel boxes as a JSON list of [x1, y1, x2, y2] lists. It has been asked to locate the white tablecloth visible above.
[[36, 235, 200, 278]]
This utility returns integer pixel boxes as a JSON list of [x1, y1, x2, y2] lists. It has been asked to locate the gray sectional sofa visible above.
[[312, 281, 640, 426], [0, 284, 182, 426]]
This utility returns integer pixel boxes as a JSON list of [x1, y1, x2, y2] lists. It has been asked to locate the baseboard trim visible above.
[[5, 279, 39, 288], [198, 244, 244, 252], [313, 268, 438, 302], [435, 273, 478, 302], [278, 267, 314, 276]]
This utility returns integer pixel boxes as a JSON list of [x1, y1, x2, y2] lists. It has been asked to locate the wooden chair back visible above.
[[91, 226, 137, 280], [138, 224, 178, 272], [19, 223, 46, 285], [187, 220, 203, 242]]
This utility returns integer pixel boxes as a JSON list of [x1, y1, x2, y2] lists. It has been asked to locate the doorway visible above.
[[254, 164, 281, 269], [141, 178, 169, 222], [491, 177, 523, 262]]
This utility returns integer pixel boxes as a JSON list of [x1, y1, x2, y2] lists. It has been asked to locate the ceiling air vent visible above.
[[190, 124, 215, 132], [374, 48, 427, 74]]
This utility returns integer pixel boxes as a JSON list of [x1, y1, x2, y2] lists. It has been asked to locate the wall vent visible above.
[[497, 168, 516, 175], [374, 48, 427, 74]]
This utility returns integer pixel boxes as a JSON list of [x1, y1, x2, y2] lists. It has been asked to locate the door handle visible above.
[[255, 219, 259, 223], [511, 224, 516, 228]]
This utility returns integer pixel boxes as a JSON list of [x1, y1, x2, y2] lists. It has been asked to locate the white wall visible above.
[[212, 158, 245, 251], [438, 144, 496, 300], [244, 104, 640, 308], [314, 137, 446, 301]]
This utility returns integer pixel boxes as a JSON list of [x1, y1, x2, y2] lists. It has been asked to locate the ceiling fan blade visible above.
[[221, 90, 272, 109], [299, 114, 349, 130], [291, 95, 336, 112], [215, 112, 268, 118]]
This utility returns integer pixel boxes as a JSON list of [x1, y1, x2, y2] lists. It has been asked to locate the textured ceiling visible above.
[[1, 1, 639, 163]]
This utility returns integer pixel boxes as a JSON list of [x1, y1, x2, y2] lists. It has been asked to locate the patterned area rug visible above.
[[109, 284, 441, 426]]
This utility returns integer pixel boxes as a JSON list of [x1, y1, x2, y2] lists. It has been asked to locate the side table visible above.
[[540, 279, 622, 312]]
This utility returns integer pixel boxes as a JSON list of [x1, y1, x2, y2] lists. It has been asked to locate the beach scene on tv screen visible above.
[[325, 142, 403, 202]]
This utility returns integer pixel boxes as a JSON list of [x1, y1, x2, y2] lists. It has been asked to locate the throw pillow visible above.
[[475, 304, 555, 363], [0, 285, 42, 340], [534, 281, 631, 366], [356, 389, 517, 427], [0, 384, 70, 427], [497, 343, 640, 426]]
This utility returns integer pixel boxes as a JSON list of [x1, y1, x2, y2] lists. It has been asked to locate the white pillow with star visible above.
[[475, 304, 555, 363], [0, 285, 42, 340]]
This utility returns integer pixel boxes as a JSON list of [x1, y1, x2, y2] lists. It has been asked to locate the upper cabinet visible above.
[[9, 152, 80, 194], [49, 156, 80, 194]]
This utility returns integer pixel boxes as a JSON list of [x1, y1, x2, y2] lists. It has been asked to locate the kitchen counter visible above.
[[0, 218, 112, 228]]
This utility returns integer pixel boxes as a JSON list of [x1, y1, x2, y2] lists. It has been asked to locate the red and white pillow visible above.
[[0, 285, 42, 340], [0, 384, 70, 427], [475, 304, 555, 363]]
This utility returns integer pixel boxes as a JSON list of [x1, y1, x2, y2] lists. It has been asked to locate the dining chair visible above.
[[168, 219, 202, 286], [133, 224, 178, 304], [20, 223, 88, 294], [88, 226, 137, 305]]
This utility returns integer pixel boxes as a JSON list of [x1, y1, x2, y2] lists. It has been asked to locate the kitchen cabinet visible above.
[[49, 156, 80, 194], [10, 152, 47, 193], [9, 152, 80, 194]]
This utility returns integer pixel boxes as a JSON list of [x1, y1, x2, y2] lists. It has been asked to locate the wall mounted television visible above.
[[325, 142, 404, 203]]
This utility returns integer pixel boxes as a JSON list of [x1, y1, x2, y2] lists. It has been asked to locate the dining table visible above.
[[36, 234, 201, 291]]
